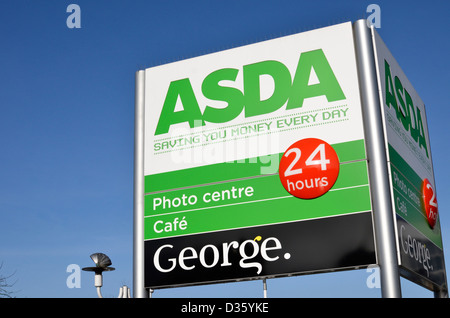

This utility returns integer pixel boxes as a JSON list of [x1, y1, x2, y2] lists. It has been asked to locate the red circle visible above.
[[422, 178, 438, 229], [279, 138, 340, 199]]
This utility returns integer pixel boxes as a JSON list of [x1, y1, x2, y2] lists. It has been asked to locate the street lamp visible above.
[[82, 252, 130, 298]]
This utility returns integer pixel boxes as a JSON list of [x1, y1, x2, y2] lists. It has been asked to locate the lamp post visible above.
[[82, 253, 130, 298]]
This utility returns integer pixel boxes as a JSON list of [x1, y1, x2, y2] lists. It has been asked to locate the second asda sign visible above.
[[143, 22, 376, 288], [372, 29, 446, 289]]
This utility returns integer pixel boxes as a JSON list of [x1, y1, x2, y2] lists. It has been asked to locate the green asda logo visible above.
[[155, 49, 346, 135], [384, 60, 429, 158]]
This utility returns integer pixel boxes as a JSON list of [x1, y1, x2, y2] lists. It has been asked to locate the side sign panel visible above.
[[372, 29, 446, 290]]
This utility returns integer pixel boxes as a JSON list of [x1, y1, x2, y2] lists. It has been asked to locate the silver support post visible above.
[[263, 279, 267, 298], [134, 70, 149, 298], [353, 19, 402, 298], [95, 273, 103, 298], [434, 288, 448, 298]]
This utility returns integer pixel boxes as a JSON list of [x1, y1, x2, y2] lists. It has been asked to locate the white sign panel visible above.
[[141, 22, 377, 289], [144, 22, 365, 176]]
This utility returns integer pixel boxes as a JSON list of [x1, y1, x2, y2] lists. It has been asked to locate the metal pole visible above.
[[118, 285, 131, 298], [134, 70, 149, 298], [353, 19, 402, 298], [434, 288, 448, 298], [95, 273, 103, 298], [263, 279, 267, 298]]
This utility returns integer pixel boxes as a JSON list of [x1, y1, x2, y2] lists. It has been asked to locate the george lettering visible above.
[[153, 236, 288, 274], [400, 225, 433, 277]]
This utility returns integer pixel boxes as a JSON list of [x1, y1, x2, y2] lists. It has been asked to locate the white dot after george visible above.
[[284, 253, 291, 259]]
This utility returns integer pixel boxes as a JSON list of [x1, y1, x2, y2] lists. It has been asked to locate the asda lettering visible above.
[[155, 49, 346, 135], [384, 60, 429, 158]]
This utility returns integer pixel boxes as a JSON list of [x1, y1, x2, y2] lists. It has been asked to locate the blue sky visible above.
[[0, 0, 449, 298]]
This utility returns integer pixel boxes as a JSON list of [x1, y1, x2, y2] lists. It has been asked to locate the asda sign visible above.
[[141, 22, 375, 289], [135, 21, 446, 295], [155, 49, 345, 135], [372, 29, 446, 291]]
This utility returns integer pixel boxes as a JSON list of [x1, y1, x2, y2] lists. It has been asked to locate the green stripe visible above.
[[144, 160, 370, 240], [388, 145, 422, 190], [145, 139, 366, 193], [145, 160, 369, 216], [145, 185, 371, 240]]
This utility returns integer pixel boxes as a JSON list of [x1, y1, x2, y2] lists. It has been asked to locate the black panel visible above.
[[396, 215, 447, 290], [145, 212, 375, 288]]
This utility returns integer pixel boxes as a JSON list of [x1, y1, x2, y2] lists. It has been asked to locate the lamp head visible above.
[[82, 252, 115, 274]]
